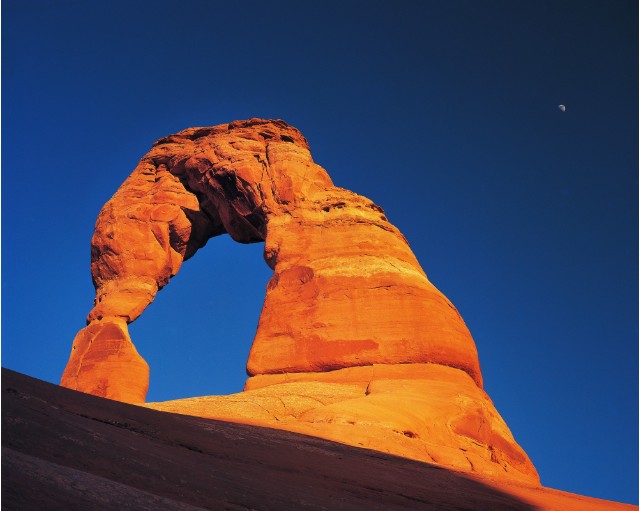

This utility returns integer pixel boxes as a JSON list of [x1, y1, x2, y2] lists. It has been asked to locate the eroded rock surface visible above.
[[147, 364, 537, 483], [11, 369, 636, 511], [62, 119, 538, 483]]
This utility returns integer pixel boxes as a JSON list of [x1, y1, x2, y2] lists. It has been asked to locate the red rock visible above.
[[147, 364, 538, 483], [61, 119, 536, 482], [6, 369, 635, 511], [61, 319, 148, 404]]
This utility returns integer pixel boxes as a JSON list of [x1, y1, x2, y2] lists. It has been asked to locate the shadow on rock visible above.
[[2, 368, 535, 511]]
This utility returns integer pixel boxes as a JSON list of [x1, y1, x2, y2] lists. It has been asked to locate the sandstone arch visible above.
[[61, 119, 538, 483], [61, 119, 481, 402]]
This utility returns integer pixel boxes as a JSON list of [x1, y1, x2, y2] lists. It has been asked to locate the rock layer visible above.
[[147, 364, 536, 483], [61, 119, 537, 483]]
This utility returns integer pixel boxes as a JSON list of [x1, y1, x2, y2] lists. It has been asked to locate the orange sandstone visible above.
[[62, 119, 538, 483], [6, 369, 635, 511]]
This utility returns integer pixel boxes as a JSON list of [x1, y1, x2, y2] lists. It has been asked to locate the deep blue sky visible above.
[[2, 0, 637, 504]]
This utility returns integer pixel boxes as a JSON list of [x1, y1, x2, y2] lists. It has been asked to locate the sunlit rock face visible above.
[[61, 119, 538, 483]]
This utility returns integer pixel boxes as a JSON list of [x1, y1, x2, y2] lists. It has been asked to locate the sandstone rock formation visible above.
[[61, 119, 538, 483], [9, 370, 636, 511]]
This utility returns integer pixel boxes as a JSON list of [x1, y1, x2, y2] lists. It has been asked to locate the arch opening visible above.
[[129, 234, 271, 401]]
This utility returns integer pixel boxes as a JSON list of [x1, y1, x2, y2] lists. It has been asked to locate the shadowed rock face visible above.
[[61, 119, 537, 483], [9, 369, 634, 511]]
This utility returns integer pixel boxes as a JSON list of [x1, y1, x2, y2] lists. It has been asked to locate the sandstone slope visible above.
[[6, 370, 636, 511]]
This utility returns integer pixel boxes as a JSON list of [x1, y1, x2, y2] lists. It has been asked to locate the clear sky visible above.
[[2, 0, 637, 504]]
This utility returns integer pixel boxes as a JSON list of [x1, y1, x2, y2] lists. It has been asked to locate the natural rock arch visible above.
[[60, 119, 539, 483], [61, 119, 481, 403]]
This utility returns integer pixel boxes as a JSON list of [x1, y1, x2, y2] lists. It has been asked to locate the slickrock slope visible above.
[[4, 370, 636, 511], [62, 119, 533, 482], [147, 364, 536, 484]]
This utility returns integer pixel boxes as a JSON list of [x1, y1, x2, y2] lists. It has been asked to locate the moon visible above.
[[558, 104, 566, 112]]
